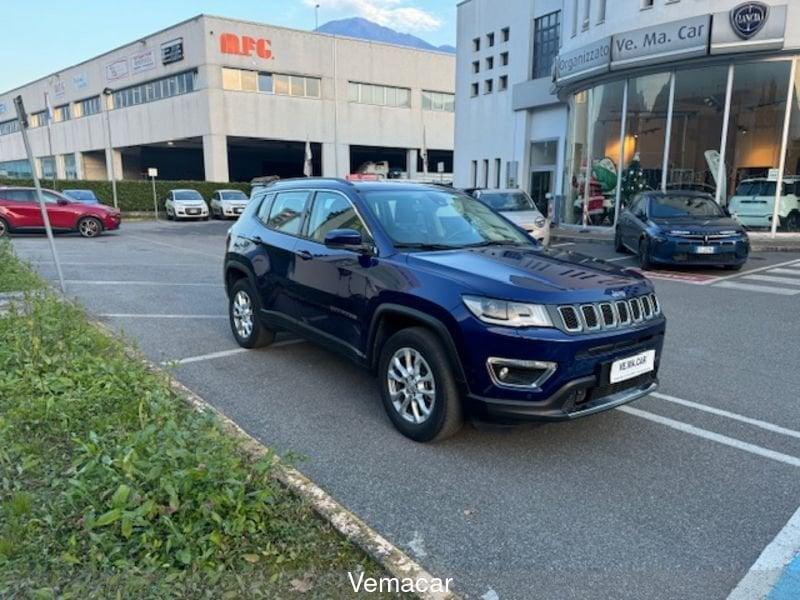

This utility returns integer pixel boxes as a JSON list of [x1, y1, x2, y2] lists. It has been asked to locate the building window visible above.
[[598, 0, 607, 22], [533, 11, 561, 79], [348, 82, 410, 107], [472, 60, 480, 74], [473, 37, 480, 52], [484, 79, 493, 94], [63, 154, 77, 180], [582, 0, 591, 30], [0, 119, 20, 136], [487, 32, 495, 47], [38, 156, 55, 179], [485, 56, 494, 70], [641, 0, 654, 8], [53, 104, 71, 122], [572, 0, 578, 36], [470, 83, 479, 97], [482, 159, 489, 188], [500, 52, 509, 66], [0, 159, 32, 177], [72, 96, 101, 118], [29, 110, 49, 129], [501, 27, 510, 42], [422, 91, 455, 112], [499, 75, 508, 91], [112, 71, 196, 109], [494, 158, 502, 188], [470, 160, 478, 187]]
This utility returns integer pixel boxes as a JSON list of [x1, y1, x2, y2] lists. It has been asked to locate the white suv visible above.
[[165, 189, 209, 221], [728, 177, 800, 231]]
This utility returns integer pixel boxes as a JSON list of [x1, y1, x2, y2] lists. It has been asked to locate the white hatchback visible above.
[[472, 188, 551, 245], [165, 189, 209, 221], [210, 189, 249, 219]]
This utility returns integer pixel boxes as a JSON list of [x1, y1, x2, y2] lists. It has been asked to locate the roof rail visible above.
[[251, 176, 354, 188]]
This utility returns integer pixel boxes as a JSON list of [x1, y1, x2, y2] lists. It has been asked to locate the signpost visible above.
[[148, 167, 159, 219], [13, 96, 66, 293]]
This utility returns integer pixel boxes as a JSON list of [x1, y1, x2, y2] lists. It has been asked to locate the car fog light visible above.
[[499, 367, 509, 380]]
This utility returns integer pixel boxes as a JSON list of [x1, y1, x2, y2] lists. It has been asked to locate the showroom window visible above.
[[563, 90, 589, 225], [533, 11, 561, 80], [63, 153, 77, 180], [783, 64, 800, 198], [348, 82, 410, 108]]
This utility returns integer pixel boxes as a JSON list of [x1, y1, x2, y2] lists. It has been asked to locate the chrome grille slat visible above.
[[557, 293, 660, 334]]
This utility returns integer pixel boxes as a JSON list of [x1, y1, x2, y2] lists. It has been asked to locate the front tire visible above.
[[77, 217, 103, 238], [378, 327, 463, 442], [228, 279, 275, 349]]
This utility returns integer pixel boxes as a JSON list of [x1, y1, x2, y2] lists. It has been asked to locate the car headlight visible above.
[[534, 216, 547, 229], [669, 230, 691, 236], [463, 295, 553, 328]]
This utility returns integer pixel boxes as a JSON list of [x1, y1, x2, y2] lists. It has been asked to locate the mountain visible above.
[[316, 17, 455, 54]]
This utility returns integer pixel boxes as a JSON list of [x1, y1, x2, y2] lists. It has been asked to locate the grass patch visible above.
[[0, 240, 43, 293], [0, 249, 404, 598]]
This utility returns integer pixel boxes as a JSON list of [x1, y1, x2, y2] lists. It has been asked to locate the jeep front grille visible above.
[[556, 293, 661, 334]]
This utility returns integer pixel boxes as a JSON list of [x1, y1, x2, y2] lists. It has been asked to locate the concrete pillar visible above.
[[104, 147, 123, 182], [407, 149, 419, 180], [74, 152, 84, 180], [203, 134, 229, 183], [54, 154, 66, 180], [322, 142, 338, 178]]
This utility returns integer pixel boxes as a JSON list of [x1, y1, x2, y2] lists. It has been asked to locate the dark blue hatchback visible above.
[[224, 179, 666, 442], [615, 191, 750, 270]]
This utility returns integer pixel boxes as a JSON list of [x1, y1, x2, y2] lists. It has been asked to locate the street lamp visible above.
[[102, 87, 119, 209]]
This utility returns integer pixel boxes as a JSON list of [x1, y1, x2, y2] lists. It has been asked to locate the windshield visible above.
[[478, 191, 535, 212], [63, 190, 97, 202], [650, 195, 724, 218], [174, 191, 203, 201], [221, 191, 248, 201], [361, 189, 533, 249]]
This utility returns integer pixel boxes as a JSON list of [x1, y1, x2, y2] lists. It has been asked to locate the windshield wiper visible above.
[[463, 240, 524, 248], [394, 243, 456, 251]]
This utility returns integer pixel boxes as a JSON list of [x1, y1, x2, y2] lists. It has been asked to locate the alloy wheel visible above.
[[232, 290, 254, 339], [0, 219, 7, 237], [79, 218, 100, 238], [387, 347, 436, 424]]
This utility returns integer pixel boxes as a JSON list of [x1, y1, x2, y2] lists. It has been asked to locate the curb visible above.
[[87, 315, 460, 600], [551, 234, 800, 253]]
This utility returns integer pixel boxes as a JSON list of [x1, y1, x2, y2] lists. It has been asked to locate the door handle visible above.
[[297, 250, 314, 261], [250, 235, 264, 245]]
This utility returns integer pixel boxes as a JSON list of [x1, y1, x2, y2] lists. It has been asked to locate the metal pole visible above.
[[14, 96, 66, 294], [151, 175, 158, 220], [715, 64, 735, 207], [613, 81, 629, 227], [315, 3, 320, 29], [771, 58, 796, 237], [45, 92, 56, 188], [103, 89, 119, 209], [661, 72, 676, 193], [582, 88, 596, 230]]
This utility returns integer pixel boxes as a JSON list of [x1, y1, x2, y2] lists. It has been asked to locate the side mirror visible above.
[[57, 198, 69, 206], [723, 207, 732, 217], [324, 228, 366, 250], [635, 210, 646, 220]]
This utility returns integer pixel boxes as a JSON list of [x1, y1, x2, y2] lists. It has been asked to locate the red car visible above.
[[0, 187, 121, 238]]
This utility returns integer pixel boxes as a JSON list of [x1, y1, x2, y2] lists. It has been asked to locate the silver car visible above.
[[210, 189, 249, 220], [165, 189, 209, 221], [472, 188, 550, 245]]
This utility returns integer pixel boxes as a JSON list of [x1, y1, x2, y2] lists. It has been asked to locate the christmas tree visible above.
[[620, 152, 647, 207]]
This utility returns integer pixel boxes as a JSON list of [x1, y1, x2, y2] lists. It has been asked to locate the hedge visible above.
[[0, 177, 251, 213]]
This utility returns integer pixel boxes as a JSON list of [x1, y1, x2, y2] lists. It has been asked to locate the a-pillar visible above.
[[203, 134, 229, 183]]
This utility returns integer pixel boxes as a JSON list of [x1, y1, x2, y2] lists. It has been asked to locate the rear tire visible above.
[[785, 211, 800, 232], [77, 217, 103, 238], [0, 217, 8, 237], [638, 237, 652, 270], [228, 279, 275, 349], [378, 327, 463, 442]]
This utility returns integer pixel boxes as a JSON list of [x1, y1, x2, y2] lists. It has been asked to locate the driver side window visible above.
[[306, 192, 368, 242]]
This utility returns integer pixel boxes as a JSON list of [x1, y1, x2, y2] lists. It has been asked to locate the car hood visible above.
[[406, 245, 650, 304], [501, 210, 545, 228], [174, 200, 206, 206], [651, 216, 744, 235]]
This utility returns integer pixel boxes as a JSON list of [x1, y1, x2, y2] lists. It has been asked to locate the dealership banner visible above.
[[555, 37, 611, 84], [711, 3, 787, 54], [610, 15, 710, 70]]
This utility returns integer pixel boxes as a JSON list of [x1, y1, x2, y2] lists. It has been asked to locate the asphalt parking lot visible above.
[[11, 221, 800, 600]]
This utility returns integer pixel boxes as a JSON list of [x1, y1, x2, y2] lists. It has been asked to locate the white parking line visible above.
[[65, 280, 221, 287], [743, 274, 800, 287], [766, 268, 800, 277], [550, 242, 575, 247], [617, 406, 800, 468], [28, 261, 211, 267], [712, 281, 800, 296], [166, 339, 307, 365], [99, 313, 227, 319], [652, 392, 800, 441], [127, 234, 222, 258], [728, 504, 800, 600], [707, 257, 800, 285], [605, 255, 635, 262]]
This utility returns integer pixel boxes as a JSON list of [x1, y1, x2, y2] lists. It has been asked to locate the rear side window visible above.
[[1, 190, 34, 203], [267, 191, 310, 235], [255, 193, 274, 221], [306, 192, 368, 242], [735, 182, 755, 196]]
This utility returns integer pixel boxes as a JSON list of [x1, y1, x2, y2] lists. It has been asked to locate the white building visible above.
[[456, 0, 800, 233], [0, 15, 455, 183]]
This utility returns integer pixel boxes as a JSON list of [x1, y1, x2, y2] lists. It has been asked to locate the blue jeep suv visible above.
[[224, 179, 665, 442]]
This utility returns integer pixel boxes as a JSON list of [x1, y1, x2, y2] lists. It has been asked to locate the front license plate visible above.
[[610, 350, 656, 384], [187, 209, 200, 215], [696, 246, 716, 254]]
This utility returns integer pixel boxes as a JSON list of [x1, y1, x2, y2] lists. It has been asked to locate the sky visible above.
[[0, 0, 456, 92]]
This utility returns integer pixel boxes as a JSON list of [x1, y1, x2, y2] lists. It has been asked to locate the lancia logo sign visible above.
[[730, 2, 769, 40]]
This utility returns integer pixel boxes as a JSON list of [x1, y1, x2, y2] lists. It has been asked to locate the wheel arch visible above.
[[224, 260, 256, 299], [367, 304, 467, 387]]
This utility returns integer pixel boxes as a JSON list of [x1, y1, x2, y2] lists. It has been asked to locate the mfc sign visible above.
[[219, 33, 273, 59]]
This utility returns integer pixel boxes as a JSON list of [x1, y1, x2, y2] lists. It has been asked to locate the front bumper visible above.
[[457, 311, 665, 422], [649, 236, 749, 266], [176, 207, 208, 219]]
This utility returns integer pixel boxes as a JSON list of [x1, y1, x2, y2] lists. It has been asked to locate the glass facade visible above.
[[112, 70, 196, 109], [422, 90, 455, 112], [348, 82, 410, 108], [561, 57, 800, 233], [532, 11, 560, 80]]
